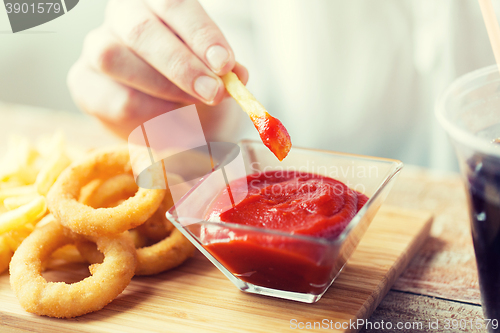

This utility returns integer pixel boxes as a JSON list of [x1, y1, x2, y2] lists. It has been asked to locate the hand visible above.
[[68, 0, 248, 138]]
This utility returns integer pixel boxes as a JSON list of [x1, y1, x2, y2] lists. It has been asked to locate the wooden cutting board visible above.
[[0, 206, 432, 333]]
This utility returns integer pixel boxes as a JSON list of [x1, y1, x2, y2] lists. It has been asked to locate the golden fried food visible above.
[[9, 221, 137, 318], [47, 148, 165, 236], [222, 71, 291, 161], [77, 171, 194, 275], [4, 138, 196, 318]]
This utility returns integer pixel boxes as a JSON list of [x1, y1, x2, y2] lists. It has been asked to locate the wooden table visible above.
[[365, 168, 485, 332], [0, 103, 487, 332]]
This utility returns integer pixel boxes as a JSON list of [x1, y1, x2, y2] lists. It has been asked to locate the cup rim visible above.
[[435, 64, 500, 157]]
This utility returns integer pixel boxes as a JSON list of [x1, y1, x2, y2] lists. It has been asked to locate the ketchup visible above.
[[202, 171, 368, 294], [251, 113, 291, 161]]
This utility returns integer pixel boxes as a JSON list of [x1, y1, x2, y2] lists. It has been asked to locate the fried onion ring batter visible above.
[[77, 172, 194, 275], [77, 228, 194, 276], [47, 148, 165, 236], [9, 221, 136, 318]]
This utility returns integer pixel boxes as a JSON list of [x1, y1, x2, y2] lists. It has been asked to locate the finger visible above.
[[220, 62, 249, 100], [67, 60, 184, 139], [83, 27, 198, 105], [83, 26, 198, 105], [106, 0, 225, 104], [232, 62, 249, 85], [145, 0, 235, 75]]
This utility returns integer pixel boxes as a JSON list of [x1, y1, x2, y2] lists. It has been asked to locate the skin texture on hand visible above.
[[68, 0, 248, 139]]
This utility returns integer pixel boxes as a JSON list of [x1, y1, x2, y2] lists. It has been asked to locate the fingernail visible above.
[[194, 76, 219, 102], [206, 45, 229, 72]]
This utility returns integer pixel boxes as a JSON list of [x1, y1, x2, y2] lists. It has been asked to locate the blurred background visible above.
[[0, 0, 497, 170]]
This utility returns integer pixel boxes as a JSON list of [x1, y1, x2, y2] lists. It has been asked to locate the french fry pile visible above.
[[0, 133, 85, 273]]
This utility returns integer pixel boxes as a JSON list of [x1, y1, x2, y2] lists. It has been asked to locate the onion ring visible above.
[[133, 228, 194, 276], [78, 179, 102, 206], [77, 228, 194, 276], [135, 194, 175, 242], [47, 148, 165, 236], [76, 172, 195, 275], [9, 221, 137, 318], [134, 172, 188, 241], [78, 174, 170, 245], [135, 217, 174, 242], [81, 174, 138, 209], [0, 236, 13, 274], [128, 228, 149, 248]]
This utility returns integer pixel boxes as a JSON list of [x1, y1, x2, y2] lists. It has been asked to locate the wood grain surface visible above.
[[385, 169, 480, 304], [0, 206, 432, 333], [360, 168, 488, 333], [364, 291, 485, 333]]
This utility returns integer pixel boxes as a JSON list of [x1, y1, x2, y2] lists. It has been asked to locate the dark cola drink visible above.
[[466, 153, 500, 329]]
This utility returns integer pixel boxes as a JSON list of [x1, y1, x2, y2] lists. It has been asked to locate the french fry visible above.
[[16, 142, 40, 184], [35, 151, 71, 195], [4, 194, 40, 210], [222, 72, 267, 118], [0, 196, 46, 234], [49, 244, 86, 263], [35, 213, 57, 229], [222, 72, 292, 161], [0, 179, 25, 190], [4, 222, 35, 252], [0, 133, 84, 273], [0, 136, 40, 184], [0, 185, 36, 203]]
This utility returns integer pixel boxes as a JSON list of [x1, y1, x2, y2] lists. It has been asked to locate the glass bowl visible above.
[[166, 140, 403, 303]]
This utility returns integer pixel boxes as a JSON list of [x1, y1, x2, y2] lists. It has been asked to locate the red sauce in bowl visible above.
[[202, 170, 368, 294]]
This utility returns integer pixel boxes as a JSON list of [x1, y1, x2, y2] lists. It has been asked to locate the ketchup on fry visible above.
[[251, 113, 292, 161], [202, 171, 368, 294]]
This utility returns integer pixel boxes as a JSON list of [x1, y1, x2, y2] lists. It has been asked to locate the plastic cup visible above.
[[436, 64, 500, 331]]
